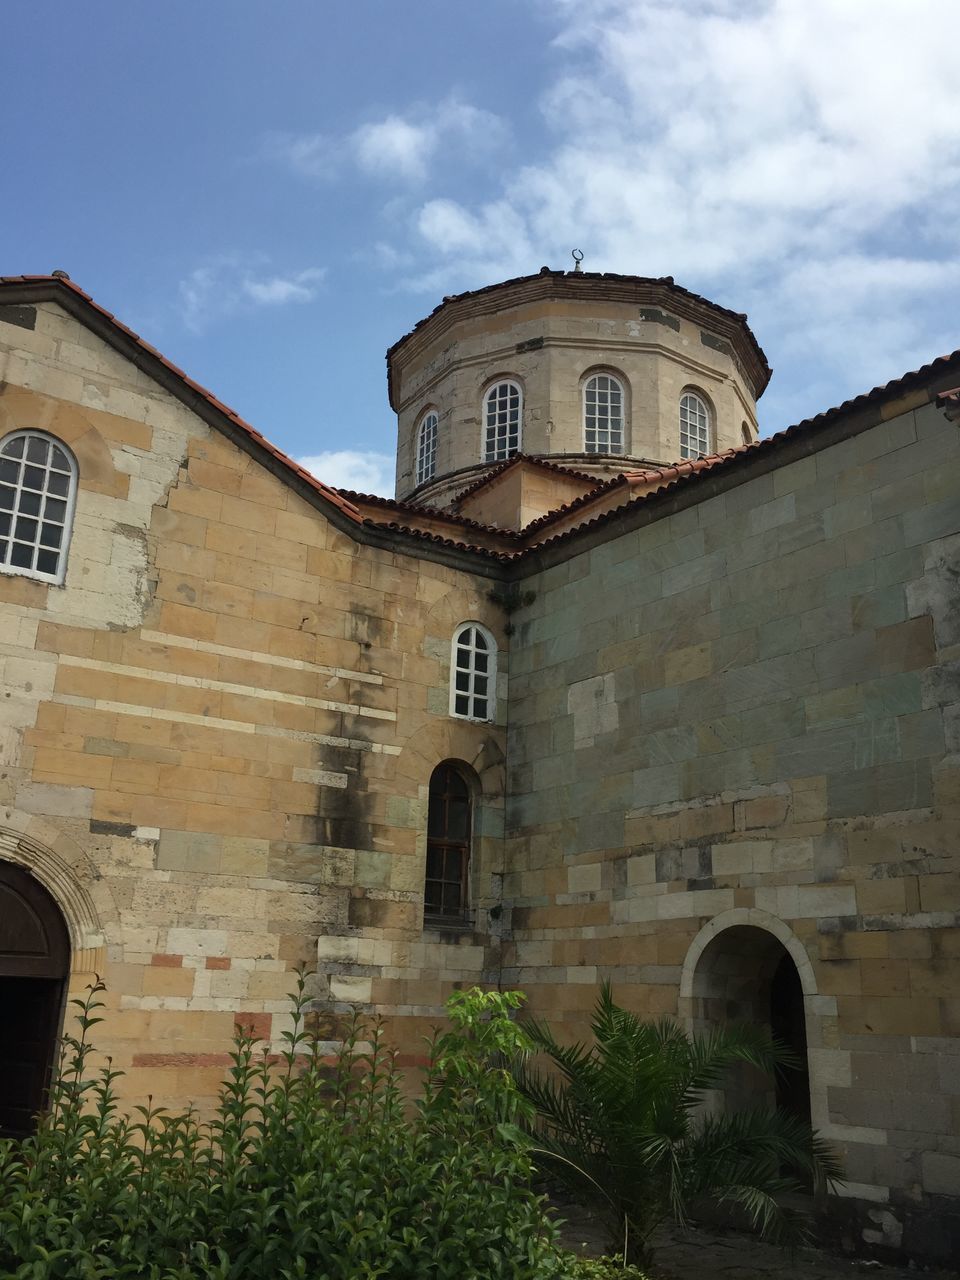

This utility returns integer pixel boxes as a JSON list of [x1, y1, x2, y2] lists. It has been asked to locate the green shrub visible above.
[[564, 1257, 649, 1280], [0, 980, 568, 1279], [516, 982, 844, 1267]]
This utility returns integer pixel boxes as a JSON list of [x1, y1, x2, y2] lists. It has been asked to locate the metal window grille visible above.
[[584, 374, 624, 453], [679, 392, 710, 459], [0, 432, 77, 583], [416, 412, 438, 485], [483, 381, 521, 462], [424, 763, 471, 919], [450, 624, 493, 721]]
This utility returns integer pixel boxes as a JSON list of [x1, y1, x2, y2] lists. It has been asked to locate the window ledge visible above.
[[423, 915, 476, 941]]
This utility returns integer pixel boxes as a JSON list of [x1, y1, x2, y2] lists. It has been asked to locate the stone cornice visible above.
[[386, 270, 772, 409]]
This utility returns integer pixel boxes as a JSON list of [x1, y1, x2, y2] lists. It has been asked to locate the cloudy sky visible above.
[[6, 1, 960, 495]]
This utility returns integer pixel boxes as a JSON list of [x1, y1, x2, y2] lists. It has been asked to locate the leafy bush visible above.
[[516, 982, 844, 1267], [0, 980, 569, 1279], [563, 1256, 649, 1279]]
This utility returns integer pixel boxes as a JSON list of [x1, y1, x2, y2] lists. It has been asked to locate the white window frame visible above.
[[679, 391, 711, 459], [583, 371, 626, 454], [0, 430, 78, 586], [482, 380, 522, 463], [449, 622, 497, 722], [415, 410, 439, 486]]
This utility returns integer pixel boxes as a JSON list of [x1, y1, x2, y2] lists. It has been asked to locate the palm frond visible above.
[[515, 983, 845, 1265]]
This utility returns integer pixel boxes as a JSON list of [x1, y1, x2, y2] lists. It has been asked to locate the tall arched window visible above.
[[482, 380, 522, 462], [450, 622, 496, 722], [415, 410, 439, 486], [679, 391, 710, 459], [424, 762, 472, 921], [583, 372, 625, 454], [0, 432, 78, 584]]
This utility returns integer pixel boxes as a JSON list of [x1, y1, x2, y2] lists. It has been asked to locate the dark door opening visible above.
[[690, 925, 813, 1123], [0, 863, 70, 1139], [769, 952, 811, 1128]]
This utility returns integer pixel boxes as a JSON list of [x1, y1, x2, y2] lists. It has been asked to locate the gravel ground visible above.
[[553, 1200, 959, 1280]]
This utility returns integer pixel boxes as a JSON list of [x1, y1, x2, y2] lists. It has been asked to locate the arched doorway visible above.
[[0, 861, 70, 1138], [687, 923, 811, 1127]]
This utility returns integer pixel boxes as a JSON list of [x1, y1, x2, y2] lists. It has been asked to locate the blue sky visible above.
[[6, 1, 960, 494]]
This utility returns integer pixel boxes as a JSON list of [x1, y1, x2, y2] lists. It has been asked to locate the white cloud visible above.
[[178, 258, 326, 332], [393, 0, 960, 421], [297, 450, 395, 497], [353, 117, 435, 181], [269, 98, 508, 186], [241, 268, 326, 306], [262, 132, 338, 181]]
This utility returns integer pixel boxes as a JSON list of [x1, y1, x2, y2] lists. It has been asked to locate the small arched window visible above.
[[741, 421, 753, 446], [482, 380, 522, 462], [679, 391, 710, 459], [583, 373, 625, 454], [416, 410, 439, 486], [424, 762, 472, 921], [450, 622, 496, 722], [0, 432, 78, 584]]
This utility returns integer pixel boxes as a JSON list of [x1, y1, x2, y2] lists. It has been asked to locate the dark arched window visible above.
[[424, 762, 471, 921]]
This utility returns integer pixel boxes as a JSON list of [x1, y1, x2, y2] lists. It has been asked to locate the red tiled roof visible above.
[[0, 274, 366, 529], [936, 386, 960, 419], [2, 273, 958, 571], [335, 486, 523, 539], [451, 452, 605, 505]]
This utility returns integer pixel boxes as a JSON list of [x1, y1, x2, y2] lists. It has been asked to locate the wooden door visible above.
[[0, 863, 70, 1138]]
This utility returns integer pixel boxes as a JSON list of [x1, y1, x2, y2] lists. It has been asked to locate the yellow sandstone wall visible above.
[[0, 301, 506, 1108]]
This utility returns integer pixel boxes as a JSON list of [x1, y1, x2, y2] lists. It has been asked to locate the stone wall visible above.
[[0, 301, 507, 1108], [394, 290, 759, 502], [505, 397, 960, 1259]]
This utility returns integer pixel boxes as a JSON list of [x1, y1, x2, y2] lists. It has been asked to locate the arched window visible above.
[[450, 622, 496, 722], [0, 432, 78, 584], [679, 391, 710, 459], [741, 421, 753, 446], [482, 380, 522, 462], [583, 372, 625, 454], [416, 410, 439, 486], [424, 762, 472, 921]]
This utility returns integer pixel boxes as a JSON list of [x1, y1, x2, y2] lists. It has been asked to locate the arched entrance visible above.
[[685, 922, 811, 1127], [0, 861, 70, 1138]]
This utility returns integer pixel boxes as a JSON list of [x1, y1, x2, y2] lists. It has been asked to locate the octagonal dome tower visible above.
[[387, 267, 770, 510]]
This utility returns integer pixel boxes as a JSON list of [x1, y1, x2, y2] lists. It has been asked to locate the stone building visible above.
[[0, 268, 958, 1261]]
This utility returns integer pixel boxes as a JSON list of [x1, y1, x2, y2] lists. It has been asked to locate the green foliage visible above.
[[515, 982, 844, 1267], [563, 1256, 649, 1280], [0, 980, 568, 1280]]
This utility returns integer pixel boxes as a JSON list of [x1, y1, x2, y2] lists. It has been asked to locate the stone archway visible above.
[[0, 861, 71, 1137], [680, 909, 816, 1126]]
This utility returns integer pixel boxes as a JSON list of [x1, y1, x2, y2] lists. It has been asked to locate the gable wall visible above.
[[507, 399, 960, 1257], [0, 302, 507, 1109]]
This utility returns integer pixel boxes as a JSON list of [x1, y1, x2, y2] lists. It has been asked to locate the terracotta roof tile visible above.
[[450, 452, 604, 505], [3, 274, 958, 571], [335, 486, 523, 539], [936, 386, 960, 420], [0, 274, 365, 527]]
